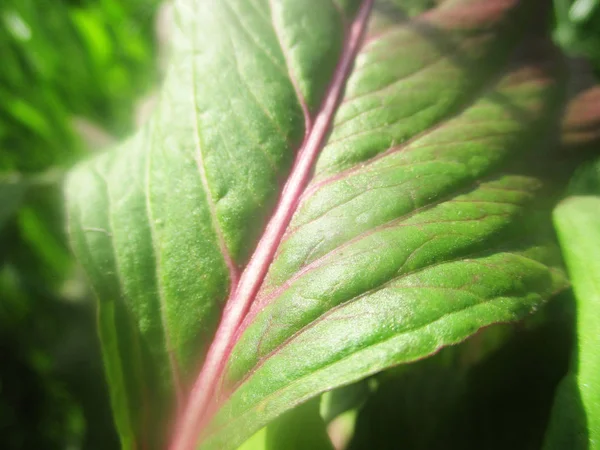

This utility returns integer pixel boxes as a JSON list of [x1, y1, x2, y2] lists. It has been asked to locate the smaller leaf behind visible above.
[[545, 157, 600, 450], [237, 398, 334, 450]]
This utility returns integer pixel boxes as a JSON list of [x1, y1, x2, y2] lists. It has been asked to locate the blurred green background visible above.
[[555, 0, 600, 76], [0, 1, 598, 449], [0, 0, 162, 448]]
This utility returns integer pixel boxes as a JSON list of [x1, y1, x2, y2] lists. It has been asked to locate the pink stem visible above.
[[169, 2, 374, 449]]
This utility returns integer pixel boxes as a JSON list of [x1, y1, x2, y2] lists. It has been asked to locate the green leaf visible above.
[[65, 1, 596, 449], [67, 1, 359, 446], [349, 296, 574, 450], [237, 398, 333, 450], [265, 398, 334, 450], [320, 379, 372, 424], [544, 159, 600, 450]]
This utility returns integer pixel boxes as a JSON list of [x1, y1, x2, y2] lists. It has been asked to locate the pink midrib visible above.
[[169, 2, 374, 449]]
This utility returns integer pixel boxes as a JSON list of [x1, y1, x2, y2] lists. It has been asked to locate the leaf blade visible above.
[[200, 1, 572, 447], [66, 0, 367, 447]]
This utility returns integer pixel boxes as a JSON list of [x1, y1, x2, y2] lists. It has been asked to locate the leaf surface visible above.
[[65, 1, 590, 449]]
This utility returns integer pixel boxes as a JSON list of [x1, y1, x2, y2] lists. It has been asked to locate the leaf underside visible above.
[[65, 0, 600, 449]]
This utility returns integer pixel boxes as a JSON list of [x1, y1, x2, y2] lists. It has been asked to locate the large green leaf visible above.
[[65, 1, 600, 449]]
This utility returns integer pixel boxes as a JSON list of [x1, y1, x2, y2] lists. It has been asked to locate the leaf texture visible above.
[[68, 0, 362, 446], [65, 0, 596, 449]]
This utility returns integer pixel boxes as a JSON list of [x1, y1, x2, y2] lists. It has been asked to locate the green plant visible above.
[[544, 157, 600, 449], [3, 0, 600, 449], [64, 1, 600, 449]]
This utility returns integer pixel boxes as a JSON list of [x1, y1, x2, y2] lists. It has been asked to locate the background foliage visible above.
[[0, 0, 160, 448], [554, 0, 600, 76], [0, 0, 598, 449]]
